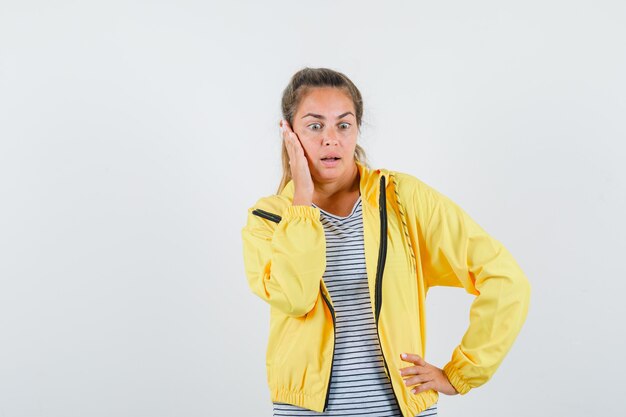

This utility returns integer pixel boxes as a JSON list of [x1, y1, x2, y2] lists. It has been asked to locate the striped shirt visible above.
[[273, 196, 438, 417]]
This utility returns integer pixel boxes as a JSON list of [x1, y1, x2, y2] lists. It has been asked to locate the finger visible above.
[[281, 120, 294, 138], [281, 120, 303, 146], [292, 136, 305, 158], [281, 120, 307, 165], [412, 381, 435, 395], [400, 353, 426, 367], [403, 373, 431, 387], [281, 121, 291, 140], [287, 132, 306, 160], [283, 133, 295, 166], [399, 364, 429, 377], [282, 119, 293, 132], [281, 123, 297, 149]]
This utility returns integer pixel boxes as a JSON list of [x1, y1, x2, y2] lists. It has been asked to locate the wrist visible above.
[[292, 199, 312, 206], [293, 193, 313, 206], [442, 362, 471, 395]]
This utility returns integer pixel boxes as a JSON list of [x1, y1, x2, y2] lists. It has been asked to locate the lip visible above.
[[320, 156, 341, 168], [320, 153, 341, 160]]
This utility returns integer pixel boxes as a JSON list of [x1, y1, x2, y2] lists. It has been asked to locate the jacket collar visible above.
[[279, 160, 388, 208]]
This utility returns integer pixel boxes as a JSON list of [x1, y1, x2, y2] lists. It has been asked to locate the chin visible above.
[[311, 165, 337, 177]]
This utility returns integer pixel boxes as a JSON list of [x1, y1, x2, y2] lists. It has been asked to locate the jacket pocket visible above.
[[267, 308, 301, 367]]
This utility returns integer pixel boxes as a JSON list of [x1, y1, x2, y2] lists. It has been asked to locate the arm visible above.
[[420, 189, 531, 394], [241, 202, 326, 318]]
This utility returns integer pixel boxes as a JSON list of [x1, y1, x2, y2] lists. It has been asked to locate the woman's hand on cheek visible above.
[[281, 119, 314, 206], [398, 353, 459, 396]]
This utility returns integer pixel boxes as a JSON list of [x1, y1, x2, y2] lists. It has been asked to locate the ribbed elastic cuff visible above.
[[442, 362, 472, 395], [283, 205, 321, 220]]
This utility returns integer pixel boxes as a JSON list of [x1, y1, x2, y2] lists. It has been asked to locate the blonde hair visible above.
[[277, 67, 369, 194]]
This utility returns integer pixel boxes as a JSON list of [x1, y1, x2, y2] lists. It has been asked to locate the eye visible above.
[[308, 122, 322, 131], [339, 122, 351, 129]]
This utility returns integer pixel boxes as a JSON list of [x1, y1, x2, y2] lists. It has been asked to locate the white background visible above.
[[1, 1, 625, 416]]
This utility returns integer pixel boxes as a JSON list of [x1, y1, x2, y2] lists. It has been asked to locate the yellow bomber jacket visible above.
[[241, 161, 531, 417]]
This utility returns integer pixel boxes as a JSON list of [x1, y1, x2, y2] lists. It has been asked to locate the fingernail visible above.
[[401, 353, 407, 359], [411, 389, 416, 394]]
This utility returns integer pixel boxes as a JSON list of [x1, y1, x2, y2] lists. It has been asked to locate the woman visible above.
[[241, 67, 531, 417]]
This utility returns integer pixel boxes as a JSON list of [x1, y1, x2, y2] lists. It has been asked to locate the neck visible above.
[[312, 161, 360, 202]]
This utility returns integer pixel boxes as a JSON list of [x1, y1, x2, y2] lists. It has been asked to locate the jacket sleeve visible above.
[[241, 202, 326, 318], [420, 189, 531, 395]]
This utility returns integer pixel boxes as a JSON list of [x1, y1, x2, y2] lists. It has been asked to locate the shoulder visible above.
[[385, 167, 469, 229], [387, 168, 445, 207], [250, 193, 290, 213]]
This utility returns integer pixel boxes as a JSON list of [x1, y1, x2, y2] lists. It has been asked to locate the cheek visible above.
[[296, 129, 317, 141], [344, 134, 358, 149]]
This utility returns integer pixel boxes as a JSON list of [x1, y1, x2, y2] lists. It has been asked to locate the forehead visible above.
[[296, 87, 355, 115]]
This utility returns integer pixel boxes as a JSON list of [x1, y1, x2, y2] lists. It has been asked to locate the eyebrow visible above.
[[301, 111, 355, 120]]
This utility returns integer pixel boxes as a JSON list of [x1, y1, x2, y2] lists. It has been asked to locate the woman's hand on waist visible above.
[[399, 353, 459, 396]]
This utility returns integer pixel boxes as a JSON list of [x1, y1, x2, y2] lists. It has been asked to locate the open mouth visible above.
[[320, 157, 341, 167]]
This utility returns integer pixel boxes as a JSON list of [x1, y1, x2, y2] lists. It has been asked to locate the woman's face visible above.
[[291, 87, 359, 185]]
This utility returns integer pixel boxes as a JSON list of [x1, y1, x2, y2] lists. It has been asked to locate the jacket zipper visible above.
[[374, 175, 403, 413], [321, 286, 335, 411], [374, 175, 387, 324]]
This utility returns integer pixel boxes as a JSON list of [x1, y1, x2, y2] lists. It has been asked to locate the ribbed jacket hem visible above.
[[270, 387, 326, 413], [271, 386, 440, 417], [405, 390, 440, 417], [442, 362, 472, 395], [282, 205, 321, 220]]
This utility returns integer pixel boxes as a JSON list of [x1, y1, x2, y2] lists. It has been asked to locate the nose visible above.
[[323, 132, 338, 146]]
